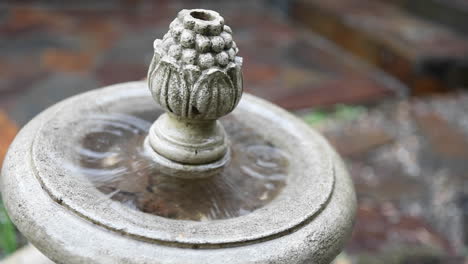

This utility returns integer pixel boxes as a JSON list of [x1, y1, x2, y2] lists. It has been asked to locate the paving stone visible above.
[[414, 111, 468, 159], [0, 7, 73, 34], [0, 57, 48, 95], [349, 203, 452, 254], [0, 31, 82, 57], [0, 1, 405, 120], [0, 2, 467, 263], [248, 33, 405, 109], [320, 93, 468, 261], [228, 10, 407, 109], [290, 0, 468, 94], [41, 49, 94, 72], [324, 123, 394, 157], [97, 27, 161, 66], [8, 73, 99, 126], [0, 111, 17, 168], [395, 0, 468, 36], [95, 62, 147, 86]]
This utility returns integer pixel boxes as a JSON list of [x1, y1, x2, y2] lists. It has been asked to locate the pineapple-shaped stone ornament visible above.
[[147, 9, 243, 177]]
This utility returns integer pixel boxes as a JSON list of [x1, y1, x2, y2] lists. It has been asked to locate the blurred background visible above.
[[0, 0, 467, 263]]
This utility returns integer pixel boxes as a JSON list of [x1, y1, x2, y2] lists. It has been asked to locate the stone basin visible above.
[[0, 8, 356, 264]]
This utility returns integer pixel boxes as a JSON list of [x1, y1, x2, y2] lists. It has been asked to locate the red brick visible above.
[[291, 0, 468, 94], [0, 111, 17, 168], [41, 49, 94, 72]]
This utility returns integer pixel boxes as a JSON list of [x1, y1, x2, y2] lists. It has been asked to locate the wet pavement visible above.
[[320, 93, 468, 263], [0, 111, 17, 170], [291, 0, 468, 94], [0, 0, 468, 263], [0, 0, 404, 125], [396, 0, 468, 36]]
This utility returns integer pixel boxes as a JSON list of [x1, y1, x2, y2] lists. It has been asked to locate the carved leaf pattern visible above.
[[147, 40, 162, 81], [190, 69, 235, 119], [227, 64, 243, 108], [149, 60, 189, 116], [148, 53, 242, 120], [148, 52, 160, 80]]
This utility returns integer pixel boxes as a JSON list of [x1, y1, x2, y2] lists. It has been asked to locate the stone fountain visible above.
[[0, 9, 356, 264]]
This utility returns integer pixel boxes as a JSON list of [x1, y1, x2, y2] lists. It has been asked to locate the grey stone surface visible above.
[[146, 9, 243, 177], [1, 81, 356, 263]]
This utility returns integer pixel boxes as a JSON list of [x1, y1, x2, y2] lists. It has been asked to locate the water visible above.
[[69, 111, 289, 221]]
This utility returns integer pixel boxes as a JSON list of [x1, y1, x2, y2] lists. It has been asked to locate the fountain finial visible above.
[[146, 9, 243, 177]]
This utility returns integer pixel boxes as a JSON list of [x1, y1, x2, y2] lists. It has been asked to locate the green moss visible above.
[[0, 199, 17, 256], [334, 105, 366, 122], [303, 110, 328, 126], [302, 104, 366, 127]]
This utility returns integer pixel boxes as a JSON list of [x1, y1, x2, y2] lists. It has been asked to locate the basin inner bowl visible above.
[[31, 82, 335, 247], [72, 110, 288, 221]]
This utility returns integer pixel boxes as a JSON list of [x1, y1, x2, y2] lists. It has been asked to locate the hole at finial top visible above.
[[190, 11, 215, 21]]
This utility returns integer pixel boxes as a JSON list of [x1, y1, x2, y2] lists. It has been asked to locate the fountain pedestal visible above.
[[0, 9, 356, 264]]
